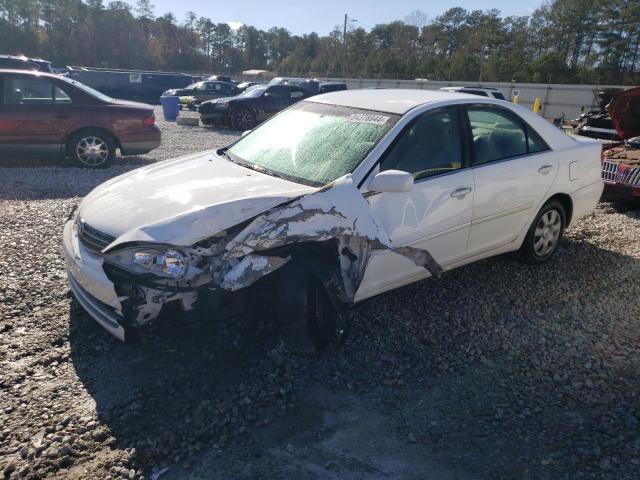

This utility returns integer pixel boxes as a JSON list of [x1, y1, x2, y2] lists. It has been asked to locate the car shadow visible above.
[[67, 235, 640, 478]]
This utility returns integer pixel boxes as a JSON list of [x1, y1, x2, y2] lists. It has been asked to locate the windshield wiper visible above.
[[215, 148, 304, 184]]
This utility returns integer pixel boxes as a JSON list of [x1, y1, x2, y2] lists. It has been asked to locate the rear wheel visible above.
[[276, 261, 338, 353], [519, 200, 566, 264], [230, 107, 255, 131], [67, 129, 116, 168]]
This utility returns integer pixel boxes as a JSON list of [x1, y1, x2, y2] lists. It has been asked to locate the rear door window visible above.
[[467, 108, 527, 165]]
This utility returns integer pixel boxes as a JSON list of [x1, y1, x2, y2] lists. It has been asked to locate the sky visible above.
[[145, 0, 543, 34]]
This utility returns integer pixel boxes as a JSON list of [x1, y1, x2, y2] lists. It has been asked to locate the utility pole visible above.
[[343, 14, 348, 79], [342, 14, 357, 79]]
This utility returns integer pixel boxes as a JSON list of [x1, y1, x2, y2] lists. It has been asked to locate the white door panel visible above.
[[468, 150, 558, 254], [355, 170, 474, 300]]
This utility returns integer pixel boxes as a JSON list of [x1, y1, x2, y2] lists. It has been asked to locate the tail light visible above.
[[143, 114, 155, 126]]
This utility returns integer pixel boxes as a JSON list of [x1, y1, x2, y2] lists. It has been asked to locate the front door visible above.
[[464, 106, 558, 256], [0, 74, 74, 156], [356, 107, 474, 300]]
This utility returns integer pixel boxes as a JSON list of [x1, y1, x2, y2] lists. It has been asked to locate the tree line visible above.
[[1, 0, 639, 84]]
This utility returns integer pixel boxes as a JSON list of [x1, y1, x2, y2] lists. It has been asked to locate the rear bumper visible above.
[[199, 111, 227, 124], [120, 139, 161, 155], [120, 126, 161, 155]]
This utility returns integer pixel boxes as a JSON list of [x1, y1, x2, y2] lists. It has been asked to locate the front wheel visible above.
[[67, 129, 116, 168], [276, 261, 339, 353], [519, 200, 566, 264], [230, 108, 255, 131]]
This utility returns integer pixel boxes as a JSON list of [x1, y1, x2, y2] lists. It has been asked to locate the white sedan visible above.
[[63, 89, 603, 351]]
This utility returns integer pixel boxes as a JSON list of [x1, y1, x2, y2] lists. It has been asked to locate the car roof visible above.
[[0, 54, 50, 62], [306, 89, 481, 114], [0, 68, 58, 78]]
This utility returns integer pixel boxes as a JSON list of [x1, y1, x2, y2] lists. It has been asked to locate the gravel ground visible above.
[[1, 107, 639, 479]]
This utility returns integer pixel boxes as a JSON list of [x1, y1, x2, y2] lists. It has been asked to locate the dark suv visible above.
[[198, 84, 310, 130], [0, 69, 161, 168]]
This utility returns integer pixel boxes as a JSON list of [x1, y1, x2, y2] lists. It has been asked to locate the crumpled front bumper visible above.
[[63, 219, 126, 341]]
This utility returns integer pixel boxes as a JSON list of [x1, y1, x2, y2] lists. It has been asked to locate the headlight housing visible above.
[[215, 101, 229, 110], [106, 247, 189, 280]]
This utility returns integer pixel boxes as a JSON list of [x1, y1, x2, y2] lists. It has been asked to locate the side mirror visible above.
[[241, 129, 252, 137], [368, 170, 414, 193]]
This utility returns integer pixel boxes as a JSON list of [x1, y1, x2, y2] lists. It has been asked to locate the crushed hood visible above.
[[607, 87, 640, 139], [79, 151, 314, 247]]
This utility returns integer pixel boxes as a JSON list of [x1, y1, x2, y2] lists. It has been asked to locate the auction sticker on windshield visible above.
[[348, 114, 389, 125]]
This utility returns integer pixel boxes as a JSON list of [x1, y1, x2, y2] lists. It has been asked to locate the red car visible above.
[[0, 69, 160, 168]]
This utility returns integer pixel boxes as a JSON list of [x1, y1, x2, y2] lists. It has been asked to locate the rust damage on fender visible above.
[[102, 176, 442, 328]]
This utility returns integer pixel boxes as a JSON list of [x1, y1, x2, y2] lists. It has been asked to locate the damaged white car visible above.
[[63, 90, 603, 350]]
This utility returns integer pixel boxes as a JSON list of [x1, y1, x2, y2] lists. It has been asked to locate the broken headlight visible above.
[[105, 247, 189, 280]]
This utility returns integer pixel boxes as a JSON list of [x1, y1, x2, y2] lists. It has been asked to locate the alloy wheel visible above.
[[533, 209, 562, 257], [76, 136, 109, 167], [233, 110, 253, 130]]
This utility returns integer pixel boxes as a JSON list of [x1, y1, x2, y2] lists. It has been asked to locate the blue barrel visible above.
[[159, 96, 180, 121]]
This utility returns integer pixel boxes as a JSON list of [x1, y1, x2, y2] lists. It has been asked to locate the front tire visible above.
[[519, 200, 566, 264], [67, 129, 116, 168], [276, 261, 338, 353], [230, 107, 255, 131]]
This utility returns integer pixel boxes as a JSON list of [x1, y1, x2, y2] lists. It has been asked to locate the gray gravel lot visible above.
[[1, 107, 640, 479]]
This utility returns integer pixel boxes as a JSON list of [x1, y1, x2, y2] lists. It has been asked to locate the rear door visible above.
[[465, 105, 557, 256], [0, 74, 75, 155]]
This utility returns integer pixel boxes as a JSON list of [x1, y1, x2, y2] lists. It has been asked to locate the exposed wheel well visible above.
[[65, 127, 121, 154], [546, 193, 573, 227]]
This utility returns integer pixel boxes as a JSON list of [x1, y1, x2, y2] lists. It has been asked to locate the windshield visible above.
[[59, 76, 113, 102], [184, 82, 202, 90], [240, 86, 266, 98], [227, 102, 399, 186]]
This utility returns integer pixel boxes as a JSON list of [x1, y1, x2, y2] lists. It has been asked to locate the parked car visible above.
[[600, 87, 640, 202], [439, 86, 506, 100], [299, 80, 347, 95], [198, 84, 310, 130], [162, 81, 239, 105], [236, 81, 262, 92], [64, 89, 603, 350], [208, 75, 233, 83], [0, 55, 53, 73], [0, 69, 160, 167], [572, 88, 623, 140], [267, 76, 308, 87]]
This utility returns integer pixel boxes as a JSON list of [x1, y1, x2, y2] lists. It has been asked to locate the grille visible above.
[[625, 168, 640, 186], [77, 220, 116, 253], [601, 161, 618, 182]]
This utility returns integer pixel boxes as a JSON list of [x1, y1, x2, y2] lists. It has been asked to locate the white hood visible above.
[[78, 151, 315, 248]]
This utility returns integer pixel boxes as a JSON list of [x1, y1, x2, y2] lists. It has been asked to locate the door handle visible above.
[[450, 186, 472, 198], [538, 165, 553, 174], [56, 114, 70, 119]]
